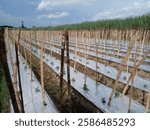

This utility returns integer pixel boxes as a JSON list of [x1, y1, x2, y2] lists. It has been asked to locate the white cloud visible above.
[[91, 0, 150, 21], [121, 6, 131, 11], [38, 12, 69, 19], [37, 0, 92, 10], [91, 11, 111, 20]]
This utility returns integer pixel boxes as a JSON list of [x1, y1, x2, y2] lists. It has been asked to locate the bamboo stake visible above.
[[40, 30, 46, 112], [128, 36, 138, 112], [73, 31, 78, 70], [65, 31, 72, 104], [108, 30, 135, 106], [145, 92, 150, 113], [122, 30, 147, 96], [15, 29, 25, 113], [60, 31, 65, 96], [83, 31, 88, 87], [29, 30, 33, 81], [95, 31, 99, 85]]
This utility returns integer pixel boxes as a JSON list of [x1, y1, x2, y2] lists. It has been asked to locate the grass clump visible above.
[[83, 84, 89, 92]]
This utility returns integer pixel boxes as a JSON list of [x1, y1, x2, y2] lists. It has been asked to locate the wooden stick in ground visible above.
[[128, 37, 138, 113], [29, 30, 33, 81], [60, 31, 65, 96], [145, 92, 150, 113], [95, 31, 99, 85], [15, 29, 25, 113], [40, 30, 46, 111], [108, 30, 135, 106], [65, 30, 72, 105], [50, 31, 53, 58], [122, 30, 147, 96], [73, 31, 78, 70], [122, 48, 150, 95], [83, 31, 88, 86]]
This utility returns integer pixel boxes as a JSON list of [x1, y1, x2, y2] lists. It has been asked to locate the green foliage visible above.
[[35, 15, 150, 30], [114, 91, 120, 98], [43, 101, 47, 106], [71, 78, 76, 83], [24, 65, 27, 71], [0, 63, 9, 112], [101, 97, 106, 104], [144, 84, 147, 88], [83, 84, 89, 92], [35, 87, 40, 93]]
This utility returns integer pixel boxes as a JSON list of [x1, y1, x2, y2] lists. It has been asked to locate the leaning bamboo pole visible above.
[[108, 30, 135, 106], [60, 31, 66, 96], [15, 29, 25, 113], [122, 30, 147, 96], [128, 35, 138, 113]]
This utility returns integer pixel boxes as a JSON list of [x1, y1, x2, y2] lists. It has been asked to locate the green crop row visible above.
[[36, 15, 150, 30]]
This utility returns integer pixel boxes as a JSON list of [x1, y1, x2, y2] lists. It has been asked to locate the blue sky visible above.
[[0, 0, 150, 27]]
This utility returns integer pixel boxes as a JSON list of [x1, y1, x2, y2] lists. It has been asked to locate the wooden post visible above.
[[60, 31, 65, 96], [83, 31, 88, 86], [73, 31, 78, 70], [29, 30, 33, 81], [145, 92, 150, 113], [15, 29, 25, 113], [65, 31, 71, 98], [95, 31, 99, 85], [40, 31, 46, 110]]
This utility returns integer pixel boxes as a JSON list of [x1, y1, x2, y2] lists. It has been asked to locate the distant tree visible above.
[[21, 21, 25, 28]]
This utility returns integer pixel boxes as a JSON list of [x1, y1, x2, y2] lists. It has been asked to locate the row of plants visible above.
[[37, 15, 150, 30]]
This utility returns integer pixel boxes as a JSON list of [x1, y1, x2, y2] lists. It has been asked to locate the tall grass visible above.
[[38, 15, 150, 30]]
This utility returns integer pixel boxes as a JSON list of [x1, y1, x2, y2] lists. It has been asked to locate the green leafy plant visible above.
[[123, 76, 126, 80], [56, 66, 59, 70], [96, 66, 99, 69], [24, 65, 27, 71], [72, 78, 76, 83], [43, 101, 47, 106], [74, 69, 77, 73], [35, 87, 40, 93], [101, 97, 106, 104], [63, 70, 66, 75], [114, 91, 120, 98], [83, 84, 89, 92], [96, 82, 100, 87], [144, 84, 147, 88], [50, 62, 54, 66]]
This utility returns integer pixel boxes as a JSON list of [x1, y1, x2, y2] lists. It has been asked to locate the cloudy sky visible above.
[[0, 0, 150, 27]]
